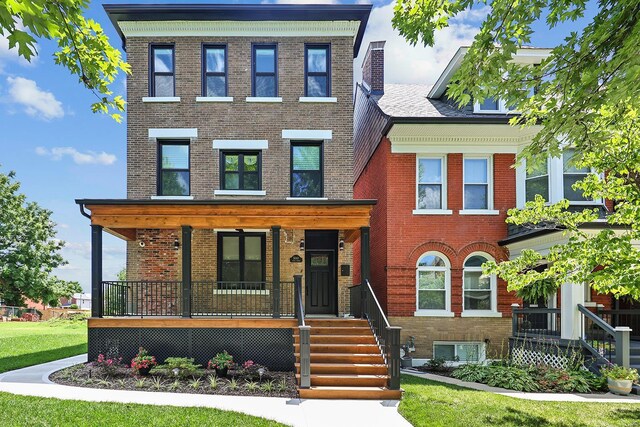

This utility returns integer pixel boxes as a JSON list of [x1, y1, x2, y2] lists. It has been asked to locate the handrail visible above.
[[293, 274, 310, 388], [513, 307, 561, 314], [579, 304, 616, 336], [365, 280, 390, 328], [294, 275, 305, 327]]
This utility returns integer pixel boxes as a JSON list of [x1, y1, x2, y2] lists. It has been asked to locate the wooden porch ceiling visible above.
[[78, 200, 375, 242]]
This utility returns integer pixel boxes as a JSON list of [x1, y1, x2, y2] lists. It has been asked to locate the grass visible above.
[[0, 392, 285, 427], [400, 374, 640, 427], [0, 321, 87, 373]]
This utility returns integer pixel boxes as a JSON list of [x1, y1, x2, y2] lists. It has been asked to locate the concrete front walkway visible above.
[[402, 369, 640, 403], [0, 355, 410, 427]]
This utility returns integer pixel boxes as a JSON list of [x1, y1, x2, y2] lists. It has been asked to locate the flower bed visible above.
[[50, 363, 297, 398]]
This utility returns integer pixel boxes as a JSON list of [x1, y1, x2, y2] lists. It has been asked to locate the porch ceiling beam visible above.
[[344, 229, 360, 243], [92, 215, 370, 230], [105, 227, 137, 241]]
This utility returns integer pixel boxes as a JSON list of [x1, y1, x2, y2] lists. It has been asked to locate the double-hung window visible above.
[[462, 254, 497, 314], [220, 152, 261, 191], [305, 44, 330, 97], [463, 157, 492, 210], [150, 45, 174, 97], [218, 232, 265, 290], [525, 159, 550, 202], [252, 44, 277, 97], [202, 45, 227, 97], [291, 142, 323, 198], [562, 148, 591, 202], [417, 157, 446, 210], [416, 252, 450, 314], [158, 141, 189, 196]]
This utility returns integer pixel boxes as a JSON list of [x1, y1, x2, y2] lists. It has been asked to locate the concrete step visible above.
[[298, 386, 402, 400]]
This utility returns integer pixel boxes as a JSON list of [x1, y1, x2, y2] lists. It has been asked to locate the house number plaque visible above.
[[289, 255, 303, 263]]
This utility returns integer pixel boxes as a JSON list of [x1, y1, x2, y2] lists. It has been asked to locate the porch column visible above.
[[181, 226, 192, 318], [272, 226, 281, 318], [560, 282, 585, 340], [360, 226, 370, 319], [91, 224, 103, 318]]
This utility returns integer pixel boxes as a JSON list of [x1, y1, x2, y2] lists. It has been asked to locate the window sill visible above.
[[460, 311, 502, 318], [196, 96, 233, 102], [285, 197, 328, 201], [246, 97, 282, 103], [150, 195, 194, 200], [211, 289, 270, 295], [214, 190, 266, 196], [458, 209, 500, 215], [414, 311, 455, 317], [412, 209, 453, 215], [142, 97, 180, 103], [298, 97, 337, 103]]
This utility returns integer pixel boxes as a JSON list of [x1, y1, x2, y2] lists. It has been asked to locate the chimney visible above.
[[362, 41, 385, 95]]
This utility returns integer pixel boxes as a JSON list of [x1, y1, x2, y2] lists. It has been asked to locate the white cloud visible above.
[[7, 76, 64, 119], [355, 3, 481, 85], [36, 146, 117, 165], [0, 29, 38, 71]]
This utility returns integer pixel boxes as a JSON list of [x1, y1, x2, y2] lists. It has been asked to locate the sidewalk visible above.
[[402, 369, 640, 403], [0, 355, 411, 427]]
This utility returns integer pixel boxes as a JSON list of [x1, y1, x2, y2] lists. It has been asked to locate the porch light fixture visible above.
[[174, 238, 180, 249], [299, 239, 305, 251], [339, 239, 345, 251]]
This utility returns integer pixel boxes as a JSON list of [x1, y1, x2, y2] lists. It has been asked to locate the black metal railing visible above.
[[597, 308, 640, 341], [102, 280, 295, 317], [579, 304, 621, 366], [512, 307, 561, 338], [352, 280, 401, 390]]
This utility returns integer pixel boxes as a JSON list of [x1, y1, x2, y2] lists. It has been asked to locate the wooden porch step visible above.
[[295, 363, 388, 375], [296, 353, 385, 364], [296, 374, 389, 387], [305, 319, 369, 327], [298, 386, 402, 400], [299, 326, 372, 335], [294, 334, 376, 344], [294, 343, 381, 354]]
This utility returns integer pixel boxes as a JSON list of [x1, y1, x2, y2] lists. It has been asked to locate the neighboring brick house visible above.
[[353, 43, 619, 364], [76, 3, 402, 399]]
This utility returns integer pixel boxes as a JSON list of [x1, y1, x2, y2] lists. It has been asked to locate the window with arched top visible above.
[[462, 253, 498, 316], [416, 252, 451, 316]]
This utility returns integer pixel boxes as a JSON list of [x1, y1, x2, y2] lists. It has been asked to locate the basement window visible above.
[[433, 342, 484, 363]]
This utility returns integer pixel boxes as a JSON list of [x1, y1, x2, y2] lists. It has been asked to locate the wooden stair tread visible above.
[[296, 374, 389, 379], [298, 387, 402, 400]]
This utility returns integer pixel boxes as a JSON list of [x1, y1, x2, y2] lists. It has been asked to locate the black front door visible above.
[[305, 251, 336, 315]]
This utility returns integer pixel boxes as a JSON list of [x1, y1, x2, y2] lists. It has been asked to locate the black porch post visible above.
[[360, 226, 370, 319], [91, 224, 103, 318], [272, 226, 281, 318], [181, 226, 192, 318]]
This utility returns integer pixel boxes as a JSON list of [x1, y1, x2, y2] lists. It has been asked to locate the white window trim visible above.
[[214, 190, 266, 196], [282, 129, 332, 140], [462, 154, 494, 211], [473, 98, 519, 114], [415, 251, 452, 316], [416, 155, 447, 212], [298, 97, 337, 103], [196, 96, 233, 102], [149, 128, 198, 142], [246, 97, 283, 103], [212, 140, 268, 150], [462, 252, 499, 316], [433, 341, 487, 364], [142, 97, 181, 103], [150, 195, 195, 200]]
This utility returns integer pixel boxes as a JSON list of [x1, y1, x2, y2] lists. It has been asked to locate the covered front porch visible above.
[[77, 199, 375, 320]]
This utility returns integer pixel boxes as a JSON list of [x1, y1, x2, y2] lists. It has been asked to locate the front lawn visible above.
[[0, 321, 87, 373], [0, 392, 284, 427], [400, 374, 640, 427]]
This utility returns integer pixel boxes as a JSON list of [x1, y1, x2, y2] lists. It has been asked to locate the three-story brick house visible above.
[[77, 3, 402, 399]]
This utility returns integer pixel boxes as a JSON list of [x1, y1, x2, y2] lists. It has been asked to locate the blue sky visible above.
[[0, 0, 593, 292]]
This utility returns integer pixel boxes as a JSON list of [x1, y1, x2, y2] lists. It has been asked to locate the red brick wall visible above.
[[354, 138, 521, 317]]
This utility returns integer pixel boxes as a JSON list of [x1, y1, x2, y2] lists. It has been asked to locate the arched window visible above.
[[416, 252, 451, 315], [462, 253, 497, 314]]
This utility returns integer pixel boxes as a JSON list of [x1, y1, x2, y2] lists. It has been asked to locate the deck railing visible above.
[[102, 280, 295, 318], [579, 304, 631, 367], [596, 308, 640, 341], [512, 307, 561, 338], [350, 281, 401, 390]]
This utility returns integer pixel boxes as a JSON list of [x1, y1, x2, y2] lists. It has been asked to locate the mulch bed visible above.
[[50, 363, 298, 398]]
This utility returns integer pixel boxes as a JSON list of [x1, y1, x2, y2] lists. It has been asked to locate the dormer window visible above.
[[474, 97, 513, 114], [150, 45, 175, 97]]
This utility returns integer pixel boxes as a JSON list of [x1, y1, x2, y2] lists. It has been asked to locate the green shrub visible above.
[[484, 365, 539, 392], [601, 365, 639, 382], [152, 357, 201, 378], [452, 364, 489, 383]]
